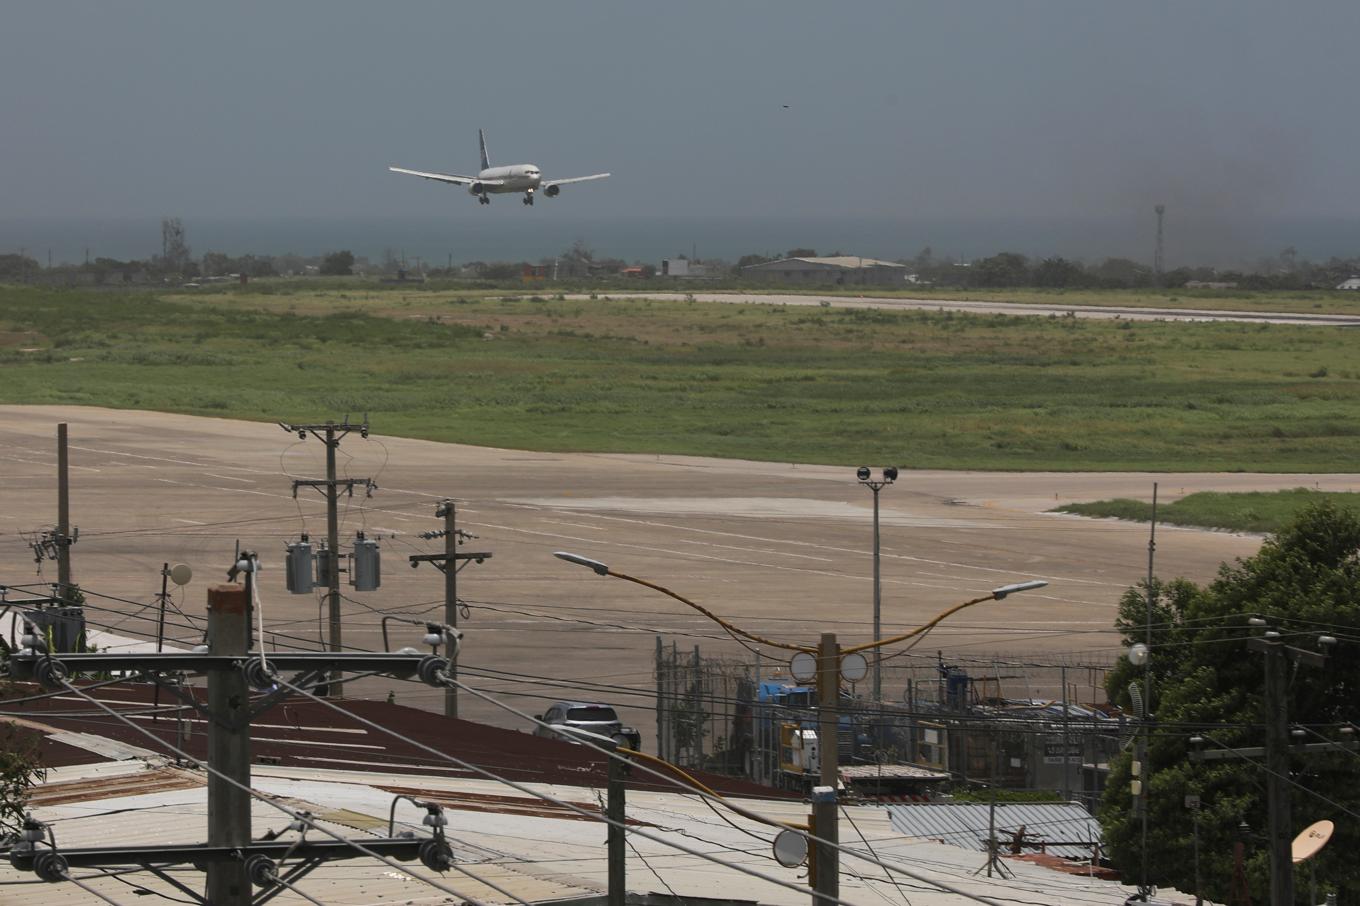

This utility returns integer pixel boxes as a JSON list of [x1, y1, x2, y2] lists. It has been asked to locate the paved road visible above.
[[565, 292, 1360, 326], [4, 406, 1356, 734]]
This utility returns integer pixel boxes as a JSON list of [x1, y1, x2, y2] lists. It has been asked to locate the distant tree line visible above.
[[7, 221, 1360, 289]]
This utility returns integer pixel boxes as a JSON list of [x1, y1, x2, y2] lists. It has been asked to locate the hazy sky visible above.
[[4, 1, 1360, 259]]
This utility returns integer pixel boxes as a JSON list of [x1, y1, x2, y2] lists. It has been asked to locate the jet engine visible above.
[[469, 183, 485, 196], [544, 185, 561, 198]]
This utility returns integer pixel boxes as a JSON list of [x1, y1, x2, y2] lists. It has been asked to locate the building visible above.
[[741, 256, 908, 286], [661, 258, 715, 279], [1336, 277, 1360, 290]]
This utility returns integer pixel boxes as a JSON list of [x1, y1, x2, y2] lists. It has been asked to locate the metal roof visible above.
[[887, 800, 1103, 861], [744, 256, 906, 270]]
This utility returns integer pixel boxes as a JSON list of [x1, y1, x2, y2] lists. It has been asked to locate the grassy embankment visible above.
[[1053, 488, 1360, 534], [1, 282, 1358, 471]]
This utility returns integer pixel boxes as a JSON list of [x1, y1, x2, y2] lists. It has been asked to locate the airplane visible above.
[[389, 129, 610, 206]]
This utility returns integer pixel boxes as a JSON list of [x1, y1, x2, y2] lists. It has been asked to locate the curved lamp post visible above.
[[554, 550, 1047, 906]]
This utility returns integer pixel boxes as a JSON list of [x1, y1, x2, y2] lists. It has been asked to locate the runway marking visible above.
[[205, 473, 256, 484], [174, 518, 206, 525]]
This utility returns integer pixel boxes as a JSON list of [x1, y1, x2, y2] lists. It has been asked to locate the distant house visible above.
[[741, 255, 907, 286], [1336, 277, 1360, 291], [1184, 280, 1239, 290]]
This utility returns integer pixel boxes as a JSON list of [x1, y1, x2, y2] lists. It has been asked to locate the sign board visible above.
[[1043, 739, 1083, 764]]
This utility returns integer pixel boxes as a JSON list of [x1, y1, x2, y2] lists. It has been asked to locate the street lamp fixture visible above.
[[554, 550, 1048, 906]]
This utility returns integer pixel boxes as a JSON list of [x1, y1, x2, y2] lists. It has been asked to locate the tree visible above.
[[0, 254, 40, 281], [0, 659, 46, 838], [159, 217, 192, 274], [1032, 256, 1084, 288], [1099, 503, 1360, 902], [786, 248, 818, 259], [972, 252, 1030, 287], [320, 250, 354, 276]]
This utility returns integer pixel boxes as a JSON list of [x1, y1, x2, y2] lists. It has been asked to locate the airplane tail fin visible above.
[[478, 129, 491, 171]]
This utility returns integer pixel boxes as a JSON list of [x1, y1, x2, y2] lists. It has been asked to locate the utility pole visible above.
[[410, 500, 492, 718], [811, 632, 839, 906], [206, 584, 252, 905], [1060, 663, 1071, 801], [56, 423, 74, 596], [607, 752, 629, 906], [280, 418, 374, 697], [5, 585, 456, 900], [1191, 628, 1341, 906]]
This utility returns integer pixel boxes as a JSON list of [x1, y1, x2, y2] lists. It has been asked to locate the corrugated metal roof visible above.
[[0, 758, 1193, 904], [887, 801, 1102, 861]]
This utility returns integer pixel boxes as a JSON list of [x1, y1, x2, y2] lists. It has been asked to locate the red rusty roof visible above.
[[5, 681, 792, 799]]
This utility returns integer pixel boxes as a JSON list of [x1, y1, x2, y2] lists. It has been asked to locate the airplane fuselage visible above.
[[471, 164, 541, 196]]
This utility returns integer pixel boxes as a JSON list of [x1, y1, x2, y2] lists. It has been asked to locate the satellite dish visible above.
[[840, 652, 868, 683], [1292, 819, 1334, 864], [168, 563, 193, 586], [789, 652, 817, 683], [772, 828, 808, 868]]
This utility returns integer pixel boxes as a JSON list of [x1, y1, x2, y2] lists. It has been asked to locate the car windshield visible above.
[[567, 706, 618, 722]]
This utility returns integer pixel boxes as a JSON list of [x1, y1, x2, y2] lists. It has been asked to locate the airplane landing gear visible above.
[[478, 195, 490, 205], [522, 190, 535, 206]]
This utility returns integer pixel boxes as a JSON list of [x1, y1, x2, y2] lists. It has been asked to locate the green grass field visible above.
[[1053, 489, 1360, 533], [2, 283, 1358, 470]]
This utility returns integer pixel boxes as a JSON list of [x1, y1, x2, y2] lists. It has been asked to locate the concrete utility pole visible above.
[[280, 418, 375, 697], [409, 500, 492, 718], [206, 584, 252, 905]]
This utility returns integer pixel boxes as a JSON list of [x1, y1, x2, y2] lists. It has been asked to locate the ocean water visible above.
[[4, 214, 1359, 270]]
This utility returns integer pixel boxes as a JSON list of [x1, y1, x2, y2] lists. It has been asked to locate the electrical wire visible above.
[[274, 677, 874, 906], [437, 676, 1023, 906], [53, 679, 499, 906]]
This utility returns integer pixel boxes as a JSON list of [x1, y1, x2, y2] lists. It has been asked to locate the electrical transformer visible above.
[[285, 535, 314, 595], [351, 531, 381, 591]]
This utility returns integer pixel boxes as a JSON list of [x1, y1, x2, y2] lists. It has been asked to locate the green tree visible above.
[[1099, 503, 1360, 902], [786, 248, 818, 259], [320, 250, 354, 276], [1033, 256, 1084, 288], [972, 252, 1030, 287]]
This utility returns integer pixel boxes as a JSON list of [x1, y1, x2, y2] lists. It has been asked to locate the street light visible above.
[[554, 550, 1046, 905], [855, 466, 897, 710]]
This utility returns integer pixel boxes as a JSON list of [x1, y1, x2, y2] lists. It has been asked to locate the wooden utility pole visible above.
[[56, 423, 73, 595], [607, 753, 629, 906], [409, 500, 492, 718], [206, 584, 251, 905], [443, 500, 459, 717], [811, 633, 839, 906], [280, 418, 375, 697]]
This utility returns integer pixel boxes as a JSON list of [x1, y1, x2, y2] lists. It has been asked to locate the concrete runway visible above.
[[4, 406, 1356, 737], [565, 292, 1360, 326]]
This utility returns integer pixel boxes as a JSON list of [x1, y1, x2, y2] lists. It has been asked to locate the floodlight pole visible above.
[[856, 468, 895, 710]]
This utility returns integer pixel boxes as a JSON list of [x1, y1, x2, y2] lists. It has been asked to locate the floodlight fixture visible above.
[[882, 466, 898, 482], [991, 579, 1048, 600], [1128, 642, 1150, 666], [856, 466, 871, 482], [554, 551, 609, 576]]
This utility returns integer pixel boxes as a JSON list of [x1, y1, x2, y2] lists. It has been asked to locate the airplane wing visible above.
[[541, 173, 611, 188], [388, 166, 506, 187]]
